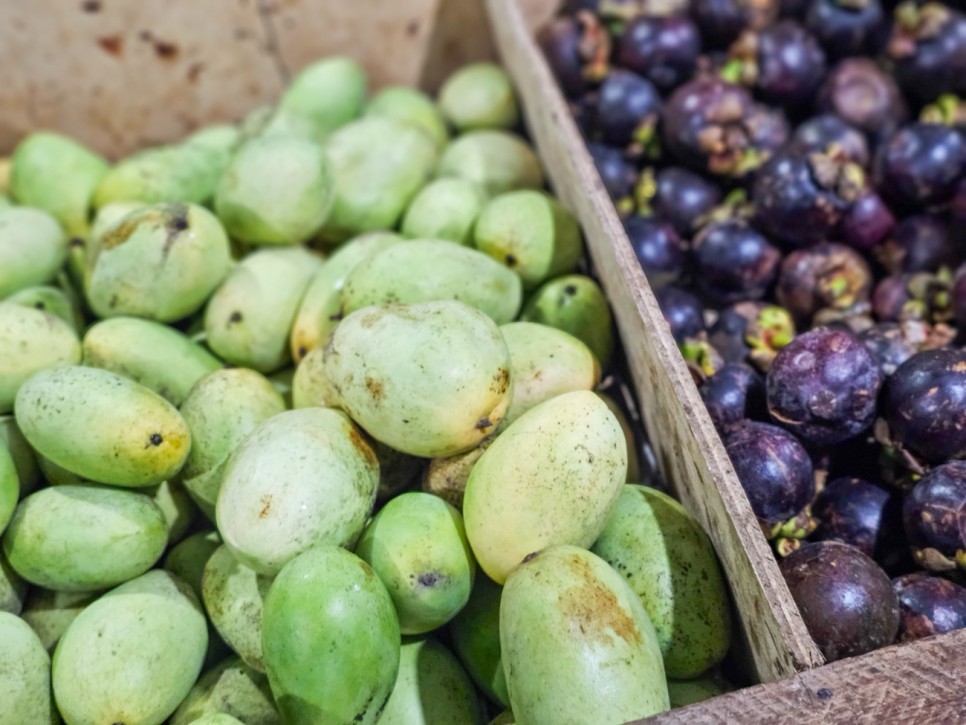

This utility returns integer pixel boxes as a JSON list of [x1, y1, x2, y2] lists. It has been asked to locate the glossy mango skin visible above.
[[261, 546, 400, 725], [14, 366, 191, 488], [323, 300, 512, 458], [463, 390, 627, 584], [500, 545, 669, 724], [0, 611, 55, 725]]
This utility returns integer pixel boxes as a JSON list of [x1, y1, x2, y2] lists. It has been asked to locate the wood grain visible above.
[[486, 0, 825, 682], [647, 629, 966, 723]]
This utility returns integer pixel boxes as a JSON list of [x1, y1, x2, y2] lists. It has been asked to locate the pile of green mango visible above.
[[0, 56, 734, 725]]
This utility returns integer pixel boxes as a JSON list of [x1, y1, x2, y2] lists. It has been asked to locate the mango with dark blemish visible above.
[[204, 246, 321, 373], [14, 365, 192, 487], [169, 655, 279, 725], [463, 390, 626, 584], [323, 300, 512, 458], [85, 201, 232, 322], [261, 545, 400, 725], [401, 178, 486, 245], [436, 130, 543, 197], [341, 239, 523, 325], [6, 284, 84, 333], [591, 485, 732, 678], [365, 86, 449, 150], [450, 572, 509, 708], [0, 611, 54, 725], [82, 316, 222, 406], [501, 545, 669, 722], [51, 570, 208, 725], [0, 206, 67, 299], [356, 491, 476, 634], [439, 63, 520, 133], [215, 408, 378, 575], [2, 484, 167, 592], [277, 57, 368, 140]]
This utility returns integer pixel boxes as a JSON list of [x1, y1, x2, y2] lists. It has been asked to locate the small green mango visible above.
[[499, 321, 600, 427], [520, 274, 615, 369], [341, 239, 523, 324], [290, 231, 402, 362], [86, 202, 232, 322], [324, 301, 512, 458], [170, 655, 280, 725], [0, 550, 27, 615], [216, 408, 378, 575], [246, 106, 326, 146], [15, 366, 192, 487], [437, 131, 543, 197], [379, 637, 485, 725], [10, 131, 109, 238], [83, 316, 223, 405], [0, 302, 82, 414], [401, 178, 486, 245], [0, 442, 18, 534], [365, 86, 449, 149], [52, 570, 208, 725], [667, 673, 734, 708], [0, 611, 55, 725], [356, 491, 476, 634], [214, 136, 335, 245], [179, 368, 286, 520], [36, 453, 83, 486], [277, 57, 367, 139], [6, 284, 84, 332], [474, 191, 581, 289], [450, 573, 509, 707], [319, 117, 438, 243], [501, 545, 669, 723], [291, 347, 339, 409], [164, 530, 221, 600], [187, 714, 244, 725], [422, 443, 489, 510], [439, 63, 519, 132], [149, 478, 197, 544], [204, 246, 321, 373], [262, 545, 400, 725], [463, 390, 626, 584], [0, 416, 39, 496], [0, 206, 67, 298], [21, 588, 100, 653], [591, 485, 732, 678], [3, 484, 168, 592]]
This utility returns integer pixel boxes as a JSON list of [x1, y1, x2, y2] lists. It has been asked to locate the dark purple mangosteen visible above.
[[812, 476, 896, 558], [587, 142, 636, 203], [708, 301, 797, 370], [700, 361, 768, 432], [816, 58, 908, 141], [788, 113, 870, 166], [775, 243, 873, 327], [693, 0, 780, 49], [894, 573, 966, 641], [903, 460, 966, 571], [592, 69, 663, 150], [692, 220, 781, 303], [953, 263, 966, 329], [887, 2, 966, 105], [875, 122, 966, 212], [616, 14, 702, 92], [539, 13, 611, 97], [876, 215, 956, 275], [857, 321, 920, 377], [655, 285, 706, 343], [840, 191, 896, 251], [806, 0, 887, 60], [623, 215, 686, 288], [652, 166, 723, 237]]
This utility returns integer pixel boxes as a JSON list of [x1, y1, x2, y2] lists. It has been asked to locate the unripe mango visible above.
[[341, 239, 523, 324], [164, 530, 220, 600], [0, 611, 55, 725], [150, 478, 197, 544], [365, 86, 449, 149], [0, 550, 27, 615], [324, 301, 512, 458], [170, 656, 279, 725], [0, 206, 67, 298], [439, 63, 519, 132], [15, 366, 191, 487], [216, 408, 379, 575], [500, 545, 669, 723], [21, 588, 99, 653], [0, 416, 39, 495], [291, 347, 339, 409], [401, 178, 486, 245], [278, 57, 367, 139], [6, 284, 84, 332], [0, 441, 18, 535], [463, 391, 626, 584], [261, 546, 400, 725], [437, 131, 543, 197], [450, 573, 509, 707]]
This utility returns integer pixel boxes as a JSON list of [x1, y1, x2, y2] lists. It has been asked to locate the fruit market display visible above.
[[0, 55, 735, 724], [541, 0, 966, 663]]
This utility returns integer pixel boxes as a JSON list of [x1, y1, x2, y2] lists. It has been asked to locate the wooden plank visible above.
[[485, 0, 826, 682], [647, 630, 966, 723]]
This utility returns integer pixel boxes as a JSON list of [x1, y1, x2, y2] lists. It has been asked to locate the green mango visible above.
[[3, 484, 167, 592], [291, 347, 339, 409], [83, 316, 223, 405], [463, 391, 626, 584], [86, 202, 232, 322], [164, 530, 221, 600], [0, 206, 67, 298], [591, 485, 732, 678], [365, 86, 449, 149], [450, 572, 509, 707], [290, 231, 402, 362], [216, 408, 378, 575], [0, 549, 27, 615], [319, 117, 438, 243], [204, 246, 321, 373], [323, 300, 512, 458], [0, 442, 17, 535], [214, 136, 335, 245], [0, 416, 39, 495], [277, 57, 367, 139], [436, 131, 543, 197], [520, 274, 614, 369], [89, 200, 147, 242], [401, 178, 486, 245], [0, 302, 82, 414], [149, 478, 197, 544], [474, 191, 581, 290], [439, 63, 519, 132], [21, 588, 99, 653], [422, 443, 489, 510], [187, 714, 244, 725], [0, 194, 10, 209], [36, 453, 83, 486], [379, 637, 485, 725], [9, 131, 109, 239], [501, 545, 669, 723], [15, 366, 192, 487], [202, 544, 272, 673], [52, 570, 208, 725], [490, 711, 515, 724], [356, 491, 476, 634], [0, 611, 55, 725], [499, 321, 600, 427], [667, 673, 734, 708], [245, 106, 326, 145], [341, 239, 522, 324], [262, 545, 400, 725], [170, 655, 279, 725], [598, 392, 642, 484], [6, 284, 84, 332], [179, 368, 286, 520]]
